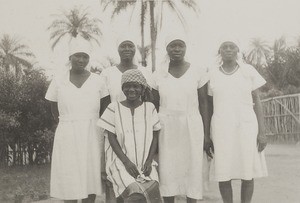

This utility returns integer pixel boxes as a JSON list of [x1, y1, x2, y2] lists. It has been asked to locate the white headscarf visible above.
[[216, 36, 244, 66], [116, 34, 139, 65], [68, 36, 92, 57], [158, 33, 189, 77]]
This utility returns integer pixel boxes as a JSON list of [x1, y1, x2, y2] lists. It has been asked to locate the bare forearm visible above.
[[152, 89, 160, 111], [198, 85, 211, 139], [100, 95, 111, 117], [252, 90, 266, 136], [145, 132, 159, 162], [50, 102, 59, 123], [107, 131, 130, 164]]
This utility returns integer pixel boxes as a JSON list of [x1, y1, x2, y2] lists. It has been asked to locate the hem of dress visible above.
[[209, 173, 268, 182], [50, 191, 103, 200]]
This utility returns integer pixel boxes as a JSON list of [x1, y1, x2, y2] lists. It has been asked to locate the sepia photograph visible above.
[[0, 0, 299, 202]]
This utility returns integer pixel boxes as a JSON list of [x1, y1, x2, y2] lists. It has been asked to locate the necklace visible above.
[[220, 64, 239, 75]]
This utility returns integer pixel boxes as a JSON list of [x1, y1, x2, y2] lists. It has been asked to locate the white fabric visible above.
[[69, 36, 92, 57], [100, 66, 154, 102], [217, 36, 241, 51], [97, 102, 161, 196], [208, 64, 268, 181], [45, 72, 108, 200], [165, 33, 187, 48], [153, 65, 208, 199], [116, 35, 138, 48]]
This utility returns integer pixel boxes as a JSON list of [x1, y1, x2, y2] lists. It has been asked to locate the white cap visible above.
[[165, 33, 188, 48], [218, 35, 241, 51], [69, 36, 92, 57], [116, 34, 137, 47]]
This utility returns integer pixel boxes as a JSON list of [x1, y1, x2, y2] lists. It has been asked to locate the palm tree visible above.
[[0, 34, 34, 78], [48, 7, 102, 50], [101, 0, 199, 71], [246, 38, 271, 68]]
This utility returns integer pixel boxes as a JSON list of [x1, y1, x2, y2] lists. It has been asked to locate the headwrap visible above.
[[218, 36, 241, 52], [216, 35, 244, 66], [115, 34, 139, 64], [165, 33, 187, 48], [121, 69, 150, 89], [116, 34, 138, 48], [158, 33, 189, 77], [69, 36, 92, 57], [121, 69, 153, 102]]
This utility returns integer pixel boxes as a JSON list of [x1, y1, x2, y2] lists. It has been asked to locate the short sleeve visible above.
[[140, 67, 154, 89], [207, 80, 213, 96], [151, 70, 159, 90], [247, 65, 266, 91], [99, 78, 109, 99], [197, 69, 209, 89], [97, 103, 116, 133], [151, 104, 161, 131], [45, 78, 58, 102]]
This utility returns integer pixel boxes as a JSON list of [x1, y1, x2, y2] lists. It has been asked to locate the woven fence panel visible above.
[[262, 94, 300, 143]]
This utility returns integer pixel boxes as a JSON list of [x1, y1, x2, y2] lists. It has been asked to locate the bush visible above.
[[0, 69, 54, 166]]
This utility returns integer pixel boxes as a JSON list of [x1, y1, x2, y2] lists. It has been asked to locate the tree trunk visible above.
[[141, 0, 146, 67], [149, 1, 157, 72]]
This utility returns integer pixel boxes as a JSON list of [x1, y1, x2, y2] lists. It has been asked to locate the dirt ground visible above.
[[36, 144, 300, 203], [193, 144, 300, 203]]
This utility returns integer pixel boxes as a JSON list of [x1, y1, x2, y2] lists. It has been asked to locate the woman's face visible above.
[[118, 41, 136, 61], [167, 40, 186, 61], [122, 82, 144, 101], [70, 52, 89, 71], [219, 41, 239, 61]]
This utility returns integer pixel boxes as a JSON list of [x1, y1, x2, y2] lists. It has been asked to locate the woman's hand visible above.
[[257, 133, 267, 152], [142, 159, 152, 177], [123, 160, 140, 179], [204, 137, 214, 158]]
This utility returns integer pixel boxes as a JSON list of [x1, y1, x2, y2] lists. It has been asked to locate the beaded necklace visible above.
[[220, 64, 239, 75]]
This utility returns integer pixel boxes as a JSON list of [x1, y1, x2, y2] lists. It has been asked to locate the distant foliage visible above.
[[245, 37, 300, 98], [0, 69, 54, 166]]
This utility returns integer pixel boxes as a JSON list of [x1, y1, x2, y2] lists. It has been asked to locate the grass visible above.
[[0, 164, 50, 203]]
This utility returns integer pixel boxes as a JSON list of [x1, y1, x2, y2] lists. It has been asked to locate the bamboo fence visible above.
[[262, 93, 300, 143]]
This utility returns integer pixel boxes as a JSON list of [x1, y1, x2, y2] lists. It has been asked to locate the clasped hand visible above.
[[123, 159, 152, 179]]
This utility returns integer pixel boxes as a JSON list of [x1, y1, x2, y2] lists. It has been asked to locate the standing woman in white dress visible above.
[[45, 37, 110, 203], [100, 36, 153, 103], [152, 36, 210, 203], [207, 38, 268, 203]]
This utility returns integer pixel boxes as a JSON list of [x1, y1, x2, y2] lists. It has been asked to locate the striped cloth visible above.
[[97, 101, 161, 197]]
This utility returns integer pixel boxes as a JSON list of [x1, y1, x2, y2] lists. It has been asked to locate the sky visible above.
[[1, 0, 300, 76]]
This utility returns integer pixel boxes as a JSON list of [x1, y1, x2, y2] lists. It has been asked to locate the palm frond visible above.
[[112, 1, 136, 17], [51, 32, 69, 50], [48, 7, 102, 48], [165, 0, 187, 31], [180, 0, 200, 13]]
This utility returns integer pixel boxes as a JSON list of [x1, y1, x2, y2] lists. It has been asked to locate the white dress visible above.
[[97, 102, 161, 196], [153, 66, 208, 199], [100, 66, 153, 102], [208, 64, 268, 181], [45, 71, 108, 200]]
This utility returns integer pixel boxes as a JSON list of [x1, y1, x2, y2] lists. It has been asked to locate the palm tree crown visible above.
[[101, 0, 199, 71], [0, 34, 34, 77], [246, 38, 271, 67], [48, 7, 102, 50]]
